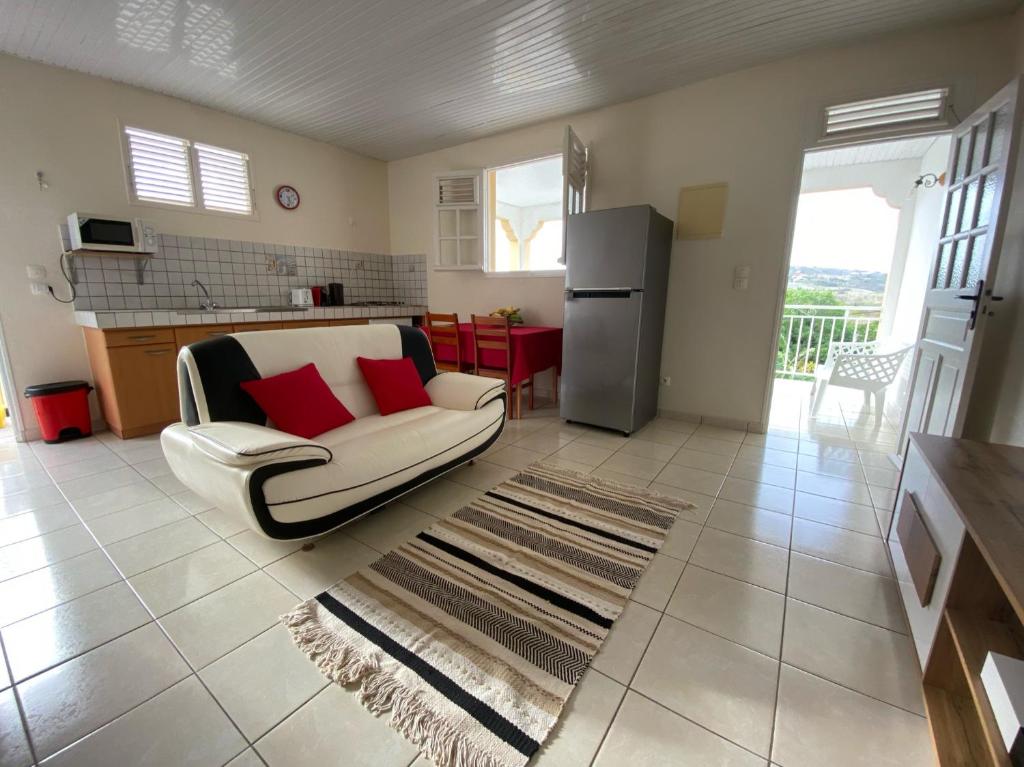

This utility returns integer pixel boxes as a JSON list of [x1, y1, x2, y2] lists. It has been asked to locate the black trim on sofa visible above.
[[247, 396, 506, 539], [400, 325, 437, 385], [267, 407, 505, 505], [474, 385, 506, 410], [180, 359, 200, 427], [188, 336, 265, 426]]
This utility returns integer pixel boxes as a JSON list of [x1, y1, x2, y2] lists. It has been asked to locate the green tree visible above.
[[784, 287, 840, 306], [776, 287, 878, 377]]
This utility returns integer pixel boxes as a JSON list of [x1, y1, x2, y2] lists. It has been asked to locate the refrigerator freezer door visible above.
[[565, 206, 652, 290], [560, 290, 643, 433]]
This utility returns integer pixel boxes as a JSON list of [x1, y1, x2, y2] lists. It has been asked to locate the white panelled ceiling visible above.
[[803, 136, 941, 169], [0, 0, 1018, 160]]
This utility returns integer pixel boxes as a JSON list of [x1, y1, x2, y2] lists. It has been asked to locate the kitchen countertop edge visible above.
[[75, 305, 428, 329]]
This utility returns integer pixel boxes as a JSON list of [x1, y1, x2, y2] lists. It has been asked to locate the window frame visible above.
[[433, 171, 484, 271], [483, 153, 567, 278], [119, 122, 258, 219]]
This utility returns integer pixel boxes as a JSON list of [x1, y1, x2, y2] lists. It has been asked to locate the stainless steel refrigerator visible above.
[[560, 205, 673, 435]]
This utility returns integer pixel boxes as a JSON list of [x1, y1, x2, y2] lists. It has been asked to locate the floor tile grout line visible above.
[[1, 631, 41, 767], [620, 686, 776, 763], [14, 408, 910, 763], [15, 443, 260, 759], [6, 560, 296, 688], [765, 424, 801, 765], [588, 542, 694, 766], [2, 501, 290, 633]]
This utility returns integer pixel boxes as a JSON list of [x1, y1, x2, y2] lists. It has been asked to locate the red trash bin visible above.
[[24, 381, 94, 443]]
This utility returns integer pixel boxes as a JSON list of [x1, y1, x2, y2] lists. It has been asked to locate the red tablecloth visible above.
[[431, 324, 562, 384]]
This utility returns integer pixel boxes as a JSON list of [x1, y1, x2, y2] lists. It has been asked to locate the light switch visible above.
[[26, 264, 47, 280], [30, 282, 48, 296], [733, 265, 750, 291]]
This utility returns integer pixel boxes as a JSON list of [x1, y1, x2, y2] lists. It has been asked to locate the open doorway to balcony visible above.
[[769, 134, 952, 448]]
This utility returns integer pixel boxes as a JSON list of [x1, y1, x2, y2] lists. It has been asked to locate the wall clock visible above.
[[274, 185, 300, 210]]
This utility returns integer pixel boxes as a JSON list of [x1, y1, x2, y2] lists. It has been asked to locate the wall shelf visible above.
[[943, 608, 1022, 767]]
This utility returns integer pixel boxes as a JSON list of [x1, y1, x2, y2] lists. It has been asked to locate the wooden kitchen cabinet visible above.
[[83, 329, 180, 438], [174, 324, 234, 347], [83, 316, 409, 438], [281, 320, 334, 329], [233, 322, 283, 332]]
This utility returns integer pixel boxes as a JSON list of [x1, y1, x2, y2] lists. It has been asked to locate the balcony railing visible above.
[[776, 304, 881, 380]]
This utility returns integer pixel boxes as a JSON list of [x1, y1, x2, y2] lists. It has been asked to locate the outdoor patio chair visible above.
[[810, 340, 912, 428]]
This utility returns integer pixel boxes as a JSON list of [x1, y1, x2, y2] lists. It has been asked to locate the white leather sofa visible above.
[[161, 324, 506, 539]]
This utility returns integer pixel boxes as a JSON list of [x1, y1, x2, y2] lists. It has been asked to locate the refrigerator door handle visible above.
[[565, 288, 637, 299]]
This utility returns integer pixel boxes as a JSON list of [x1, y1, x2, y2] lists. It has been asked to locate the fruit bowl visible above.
[[490, 306, 524, 325]]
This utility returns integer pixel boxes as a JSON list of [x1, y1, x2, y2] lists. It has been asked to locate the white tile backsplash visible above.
[[72, 234, 426, 311]]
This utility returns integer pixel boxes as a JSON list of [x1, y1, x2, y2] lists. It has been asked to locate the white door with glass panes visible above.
[[900, 78, 1021, 449]]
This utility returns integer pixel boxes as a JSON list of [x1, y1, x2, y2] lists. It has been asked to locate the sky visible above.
[[789, 187, 900, 274]]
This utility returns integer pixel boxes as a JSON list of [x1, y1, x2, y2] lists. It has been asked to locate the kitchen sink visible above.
[[172, 306, 309, 314]]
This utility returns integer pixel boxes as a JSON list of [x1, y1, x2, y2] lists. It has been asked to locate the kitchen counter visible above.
[[78, 305, 428, 438], [75, 305, 427, 329]]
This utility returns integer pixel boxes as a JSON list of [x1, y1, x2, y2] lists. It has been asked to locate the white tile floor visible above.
[[0, 382, 937, 767]]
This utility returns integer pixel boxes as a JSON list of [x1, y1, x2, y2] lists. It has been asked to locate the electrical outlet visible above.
[[661, 375, 671, 386], [30, 282, 47, 296]]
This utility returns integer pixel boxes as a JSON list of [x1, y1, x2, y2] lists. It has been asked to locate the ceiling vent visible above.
[[436, 175, 479, 206], [823, 88, 950, 141]]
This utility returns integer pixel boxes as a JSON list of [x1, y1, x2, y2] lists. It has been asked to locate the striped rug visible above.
[[283, 464, 693, 767]]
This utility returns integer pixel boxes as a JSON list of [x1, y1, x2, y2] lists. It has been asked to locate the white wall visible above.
[[888, 139, 953, 345], [388, 17, 1016, 427], [0, 55, 390, 438], [966, 6, 1024, 445], [881, 138, 953, 425]]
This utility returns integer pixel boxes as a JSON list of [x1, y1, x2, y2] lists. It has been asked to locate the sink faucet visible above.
[[191, 279, 218, 310]]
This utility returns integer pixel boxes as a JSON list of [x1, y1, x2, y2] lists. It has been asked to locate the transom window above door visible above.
[[488, 156, 565, 274]]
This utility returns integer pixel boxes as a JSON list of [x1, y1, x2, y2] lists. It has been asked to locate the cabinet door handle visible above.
[[128, 334, 156, 341], [207, 331, 228, 337], [144, 349, 171, 356]]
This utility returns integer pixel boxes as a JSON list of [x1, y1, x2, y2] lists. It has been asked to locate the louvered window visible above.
[[823, 88, 950, 141], [435, 171, 482, 269], [195, 143, 252, 214], [123, 126, 254, 216], [124, 127, 194, 207]]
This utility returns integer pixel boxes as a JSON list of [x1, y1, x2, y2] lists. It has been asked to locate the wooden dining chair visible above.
[[424, 312, 464, 373], [470, 314, 530, 419]]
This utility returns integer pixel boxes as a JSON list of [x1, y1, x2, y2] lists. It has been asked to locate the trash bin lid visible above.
[[24, 380, 93, 397]]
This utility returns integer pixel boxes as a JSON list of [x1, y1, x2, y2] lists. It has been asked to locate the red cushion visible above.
[[239, 363, 354, 438], [356, 356, 432, 415]]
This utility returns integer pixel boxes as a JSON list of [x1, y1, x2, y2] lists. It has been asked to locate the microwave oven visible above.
[[67, 213, 159, 254]]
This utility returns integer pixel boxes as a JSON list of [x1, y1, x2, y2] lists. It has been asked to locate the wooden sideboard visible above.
[[82, 319, 372, 438], [887, 434, 1024, 766]]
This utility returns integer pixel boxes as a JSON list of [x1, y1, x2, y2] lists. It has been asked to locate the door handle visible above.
[[956, 280, 983, 330]]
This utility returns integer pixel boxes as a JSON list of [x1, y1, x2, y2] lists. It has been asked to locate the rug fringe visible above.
[[282, 602, 514, 767]]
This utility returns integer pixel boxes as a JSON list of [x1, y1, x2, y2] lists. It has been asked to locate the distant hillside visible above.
[[788, 266, 887, 305]]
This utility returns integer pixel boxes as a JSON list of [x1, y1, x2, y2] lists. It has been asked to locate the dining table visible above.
[[430, 323, 563, 416]]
